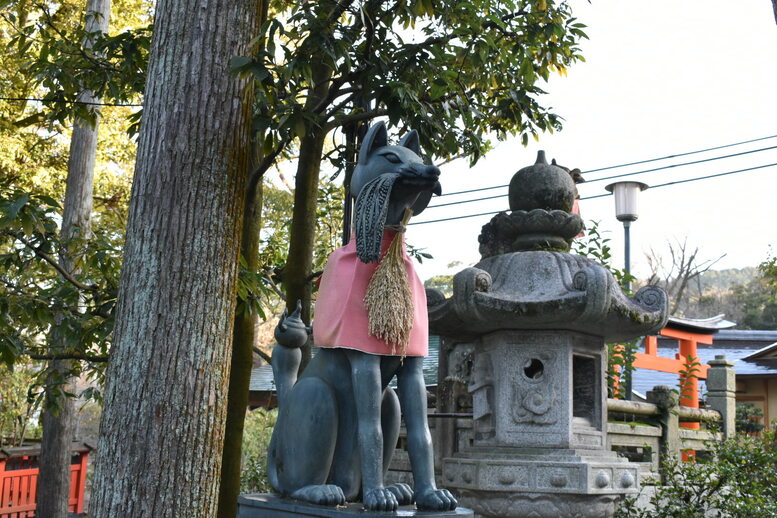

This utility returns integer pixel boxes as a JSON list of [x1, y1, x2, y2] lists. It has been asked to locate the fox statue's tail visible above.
[[267, 301, 308, 492], [271, 301, 308, 409]]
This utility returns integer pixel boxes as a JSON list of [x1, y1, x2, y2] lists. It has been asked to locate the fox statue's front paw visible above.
[[416, 487, 457, 511], [290, 484, 345, 507], [363, 487, 399, 512], [386, 482, 414, 505]]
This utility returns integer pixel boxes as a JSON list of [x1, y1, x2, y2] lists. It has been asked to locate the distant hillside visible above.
[[697, 267, 757, 293], [648, 266, 773, 328]]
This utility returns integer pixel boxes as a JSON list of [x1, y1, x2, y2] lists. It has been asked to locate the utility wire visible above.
[[411, 208, 504, 225], [586, 144, 777, 184], [428, 192, 505, 209], [0, 96, 142, 107], [411, 161, 777, 225], [647, 161, 777, 191], [426, 144, 777, 209], [437, 134, 777, 197], [584, 133, 777, 174]]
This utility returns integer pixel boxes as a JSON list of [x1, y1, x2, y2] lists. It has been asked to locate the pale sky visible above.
[[408, 0, 777, 282]]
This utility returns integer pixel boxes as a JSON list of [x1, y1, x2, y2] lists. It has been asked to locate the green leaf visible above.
[[229, 56, 253, 73], [0, 194, 30, 227]]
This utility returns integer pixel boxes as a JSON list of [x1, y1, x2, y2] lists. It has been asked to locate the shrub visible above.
[[735, 403, 764, 434], [240, 408, 277, 493], [616, 428, 777, 518]]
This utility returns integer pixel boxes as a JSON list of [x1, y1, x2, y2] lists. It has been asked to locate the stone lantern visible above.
[[427, 152, 668, 517]]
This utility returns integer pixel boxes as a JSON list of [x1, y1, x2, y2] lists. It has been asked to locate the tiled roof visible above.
[[632, 329, 777, 396], [742, 342, 777, 360], [249, 363, 275, 392], [249, 336, 440, 393], [665, 314, 736, 333]]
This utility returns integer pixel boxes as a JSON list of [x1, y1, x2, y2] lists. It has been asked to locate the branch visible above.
[[305, 270, 323, 283], [253, 346, 272, 365], [327, 0, 357, 24], [324, 107, 388, 132], [27, 352, 109, 362], [436, 152, 469, 166], [314, 86, 359, 117], [321, 91, 357, 121], [37, 5, 117, 73], [10, 233, 97, 292], [14, 111, 45, 127], [251, 137, 291, 181], [261, 272, 285, 299]]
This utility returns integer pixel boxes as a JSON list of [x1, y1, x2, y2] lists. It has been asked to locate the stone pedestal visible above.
[[237, 494, 474, 518]]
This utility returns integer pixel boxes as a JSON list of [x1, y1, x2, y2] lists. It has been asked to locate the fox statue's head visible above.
[[351, 122, 442, 263]]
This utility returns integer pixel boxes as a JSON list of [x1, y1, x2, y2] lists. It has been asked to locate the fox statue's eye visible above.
[[382, 153, 401, 164]]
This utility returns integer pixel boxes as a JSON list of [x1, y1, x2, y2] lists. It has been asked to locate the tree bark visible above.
[[36, 0, 109, 515], [216, 2, 269, 514], [88, 0, 257, 513], [217, 150, 264, 518]]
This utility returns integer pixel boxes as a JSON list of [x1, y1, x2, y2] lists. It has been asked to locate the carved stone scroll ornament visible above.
[[512, 352, 559, 425]]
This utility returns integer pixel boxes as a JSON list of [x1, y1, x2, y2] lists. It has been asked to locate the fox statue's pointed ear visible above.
[[398, 130, 421, 155], [358, 122, 388, 164]]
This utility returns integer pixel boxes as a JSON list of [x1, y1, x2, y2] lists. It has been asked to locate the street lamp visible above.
[[605, 181, 648, 401], [604, 181, 649, 288]]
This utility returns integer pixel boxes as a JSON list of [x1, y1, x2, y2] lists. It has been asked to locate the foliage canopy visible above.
[[238, 0, 588, 171]]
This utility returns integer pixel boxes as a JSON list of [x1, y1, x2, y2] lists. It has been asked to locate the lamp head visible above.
[[605, 181, 648, 222]]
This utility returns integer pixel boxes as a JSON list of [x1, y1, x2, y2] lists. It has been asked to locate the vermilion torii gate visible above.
[[633, 315, 735, 458]]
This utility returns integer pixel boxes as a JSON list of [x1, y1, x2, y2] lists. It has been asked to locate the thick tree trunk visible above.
[[88, 0, 257, 513], [216, 2, 268, 514], [36, 0, 108, 515], [217, 155, 263, 518]]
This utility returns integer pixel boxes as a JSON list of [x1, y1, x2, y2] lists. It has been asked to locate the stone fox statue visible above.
[[267, 122, 457, 512]]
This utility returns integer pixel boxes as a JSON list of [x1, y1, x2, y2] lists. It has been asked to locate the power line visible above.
[[584, 133, 777, 174], [411, 208, 504, 225], [0, 96, 143, 107], [425, 144, 777, 210], [437, 133, 777, 197], [648, 161, 777, 190], [572, 161, 777, 201], [586, 144, 777, 184], [411, 161, 777, 225], [428, 192, 505, 209]]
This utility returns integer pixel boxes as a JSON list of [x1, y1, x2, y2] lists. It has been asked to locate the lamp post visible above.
[[604, 181, 648, 401], [604, 181, 649, 289]]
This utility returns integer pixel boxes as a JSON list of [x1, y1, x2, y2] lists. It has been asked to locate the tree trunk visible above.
[[283, 126, 326, 367], [216, 2, 268, 514], [36, 0, 109, 515], [88, 0, 257, 513], [283, 65, 331, 368], [216, 151, 264, 518]]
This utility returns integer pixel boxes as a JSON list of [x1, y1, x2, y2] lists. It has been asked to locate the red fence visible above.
[[0, 443, 90, 518]]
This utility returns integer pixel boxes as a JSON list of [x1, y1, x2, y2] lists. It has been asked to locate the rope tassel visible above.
[[364, 209, 414, 356]]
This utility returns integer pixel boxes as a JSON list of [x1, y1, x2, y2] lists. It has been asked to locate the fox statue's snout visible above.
[[398, 162, 442, 196]]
